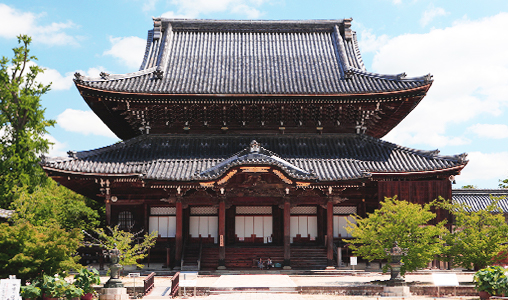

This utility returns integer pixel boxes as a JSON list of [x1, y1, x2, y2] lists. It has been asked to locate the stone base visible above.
[[325, 266, 336, 270], [99, 287, 129, 300], [217, 266, 227, 270], [283, 266, 292, 270], [384, 286, 411, 297]]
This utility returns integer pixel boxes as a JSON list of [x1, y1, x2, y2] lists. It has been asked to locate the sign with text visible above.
[[350, 256, 357, 266], [432, 273, 459, 286], [0, 278, 21, 300], [128, 273, 141, 278]]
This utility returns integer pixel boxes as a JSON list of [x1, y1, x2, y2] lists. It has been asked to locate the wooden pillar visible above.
[[218, 199, 226, 269], [283, 200, 291, 269], [174, 201, 183, 268], [327, 200, 334, 267], [105, 198, 111, 226]]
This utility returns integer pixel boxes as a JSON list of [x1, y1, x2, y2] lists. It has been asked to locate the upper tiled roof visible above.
[[42, 134, 466, 182], [74, 19, 432, 96], [452, 189, 508, 212]]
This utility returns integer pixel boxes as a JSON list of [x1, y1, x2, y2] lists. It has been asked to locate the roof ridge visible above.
[[362, 134, 468, 163], [346, 67, 433, 83], [74, 67, 157, 83]]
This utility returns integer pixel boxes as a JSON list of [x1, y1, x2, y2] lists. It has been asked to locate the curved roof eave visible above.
[[74, 80, 432, 98]]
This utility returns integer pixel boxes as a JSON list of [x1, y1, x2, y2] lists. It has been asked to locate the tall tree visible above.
[[439, 196, 508, 270], [10, 179, 102, 232], [345, 197, 448, 275], [0, 35, 55, 208], [0, 221, 82, 283]]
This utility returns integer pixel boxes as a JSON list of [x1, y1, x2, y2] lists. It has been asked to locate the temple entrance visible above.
[[290, 206, 318, 243], [235, 206, 273, 243], [189, 206, 218, 243], [149, 207, 177, 238], [332, 206, 357, 239]]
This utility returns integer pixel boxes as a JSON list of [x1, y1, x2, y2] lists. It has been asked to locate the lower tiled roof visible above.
[[452, 189, 508, 212], [42, 134, 467, 182]]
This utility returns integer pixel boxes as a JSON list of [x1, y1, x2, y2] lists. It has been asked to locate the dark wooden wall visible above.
[[377, 179, 452, 223]]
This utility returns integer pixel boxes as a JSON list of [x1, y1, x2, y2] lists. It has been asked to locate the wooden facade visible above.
[[42, 19, 467, 269]]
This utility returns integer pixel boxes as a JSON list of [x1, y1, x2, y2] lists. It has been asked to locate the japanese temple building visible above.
[[42, 19, 468, 270]]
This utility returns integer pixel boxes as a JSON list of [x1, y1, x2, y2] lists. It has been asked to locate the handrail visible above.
[[180, 238, 188, 269], [197, 237, 203, 270], [170, 272, 180, 298], [143, 272, 155, 296]]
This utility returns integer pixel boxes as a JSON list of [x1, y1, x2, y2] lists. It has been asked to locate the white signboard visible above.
[[128, 273, 141, 278], [350, 256, 358, 266], [180, 280, 197, 287], [432, 273, 459, 286], [0, 278, 21, 300]]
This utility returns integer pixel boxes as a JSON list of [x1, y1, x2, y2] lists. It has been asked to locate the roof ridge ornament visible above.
[[153, 18, 162, 40], [343, 18, 353, 40], [397, 72, 407, 80], [424, 74, 433, 83], [100, 72, 110, 80], [153, 66, 164, 80], [74, 72, 83, 82], [250, 140, 260, 152]]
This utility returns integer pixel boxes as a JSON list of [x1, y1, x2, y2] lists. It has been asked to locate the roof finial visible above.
[[250, 140, 260, 152]]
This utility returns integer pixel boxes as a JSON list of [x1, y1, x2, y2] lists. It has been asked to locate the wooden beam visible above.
[[218, 200, 226, 269], [174, 201, 183, 268], [327, 200, 334, 267]]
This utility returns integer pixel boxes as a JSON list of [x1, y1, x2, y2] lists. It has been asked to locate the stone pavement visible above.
[[136, 272, 476, 299]]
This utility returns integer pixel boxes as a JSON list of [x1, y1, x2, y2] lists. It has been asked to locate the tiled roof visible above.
[[42, 134, 467, 182], [452, 189, 508, 212], [74, 19, 432, 95]]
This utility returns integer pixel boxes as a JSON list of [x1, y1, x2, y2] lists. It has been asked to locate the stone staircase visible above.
[[290, 246, 328, 269]]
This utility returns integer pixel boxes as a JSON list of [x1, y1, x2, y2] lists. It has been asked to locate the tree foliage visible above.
[[499, 179, 508, 189], [0, 35, 55, 207], [345, 197, 448, 275], [10, 179, 102, 232], [438, 196, 508, 270], [84, 226, 157, 268], [0, 222, 82, 283]]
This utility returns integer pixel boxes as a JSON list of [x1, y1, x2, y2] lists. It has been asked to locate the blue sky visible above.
[[1, 0, 507, 188]]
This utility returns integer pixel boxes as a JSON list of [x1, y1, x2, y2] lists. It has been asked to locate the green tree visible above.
[[0, 35, 55, 208], [10, 179, 102, 232], [84, 226, 157, 268], [461, 185, 478, 189], [345, 196, 448, 275], [499, 179, 508, 189], [439, 196, 508, 270], [0, 221, 82, 283]]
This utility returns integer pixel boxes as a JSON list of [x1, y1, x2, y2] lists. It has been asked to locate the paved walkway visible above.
[[136, 272, 476, 299]]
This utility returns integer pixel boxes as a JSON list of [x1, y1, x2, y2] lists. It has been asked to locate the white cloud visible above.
[[457, 152, 508, 186], [57, 109, 117, 138], [0, 3, 78, 46], [358, 29, 390, 53], [161, 0, 266, 19], [468, 124, 508, 139], [143, 0, 159, 11], [372, 13, 508, 147], [38, 68, 74, 91], [45, 135, 68, 158], [420, 5, 449, 27], [103, 36, 146, 69]]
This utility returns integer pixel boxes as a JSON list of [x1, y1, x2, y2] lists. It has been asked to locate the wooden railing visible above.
[[143, 272, 155, 296], [170, 272, 180, 298]]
